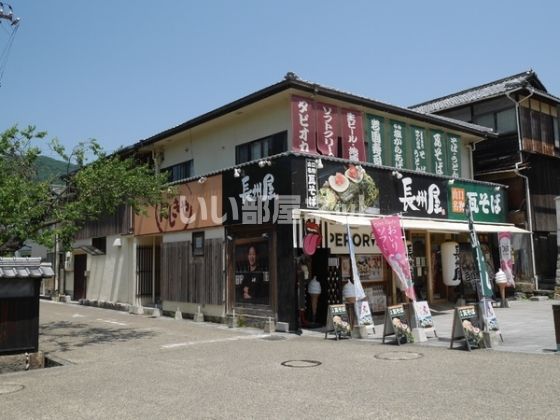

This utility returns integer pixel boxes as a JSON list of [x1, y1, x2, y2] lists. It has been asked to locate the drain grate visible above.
[[0, 383, 24, 395], [375, 351, 423, 361], [281, 360, 322, 368], [261, 335, 287, 341]]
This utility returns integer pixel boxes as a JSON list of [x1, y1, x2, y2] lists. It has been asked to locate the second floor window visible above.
[[165, 160, 193, 183], [235, 131, 287, 164]]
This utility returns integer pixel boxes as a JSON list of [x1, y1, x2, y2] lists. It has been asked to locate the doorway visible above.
[[73, 254, 87, 300]]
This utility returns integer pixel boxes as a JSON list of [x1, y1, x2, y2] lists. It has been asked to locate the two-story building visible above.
[[65, 73, 528, 330], [411, 70, 560, 291]]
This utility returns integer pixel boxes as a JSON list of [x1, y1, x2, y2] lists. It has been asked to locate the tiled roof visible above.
[[0, 257, 54, 278], [124, 73, 496, 155], [410, 70, 547, 114]]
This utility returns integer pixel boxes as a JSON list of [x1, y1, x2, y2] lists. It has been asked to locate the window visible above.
[[473, 113, 494, 130], [553, 116, 560, 149], [165, 160, 193, 183], [496, 108, 517, 133], [235, 131, 287, 164], [473, 107, 516, 134], [192, 232, 204, 256]]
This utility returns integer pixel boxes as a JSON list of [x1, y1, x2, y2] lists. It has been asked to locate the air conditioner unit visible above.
[[64, 251, 74, 271]]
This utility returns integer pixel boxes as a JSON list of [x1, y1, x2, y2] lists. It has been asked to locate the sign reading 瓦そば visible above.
[[447, 181, 506, 223]]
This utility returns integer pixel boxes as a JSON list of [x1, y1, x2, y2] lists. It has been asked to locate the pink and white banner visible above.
[[498, 232, 515, 287], [370, 216, 416, 301]]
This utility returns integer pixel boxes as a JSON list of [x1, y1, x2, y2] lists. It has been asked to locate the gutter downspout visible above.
[[506, 88, 538, 289]]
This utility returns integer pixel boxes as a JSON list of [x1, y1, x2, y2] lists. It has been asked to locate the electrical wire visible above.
[[0, 21, 18, 87]]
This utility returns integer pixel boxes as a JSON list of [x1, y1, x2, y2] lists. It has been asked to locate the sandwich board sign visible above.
[[382, 304, 412, 345], [411, 300, 437, 338], [450, 305, 484, 351], [324, 304, 352, 340]]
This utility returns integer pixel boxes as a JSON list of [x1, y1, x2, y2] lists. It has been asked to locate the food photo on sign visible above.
[[316, 163, 380, 214]]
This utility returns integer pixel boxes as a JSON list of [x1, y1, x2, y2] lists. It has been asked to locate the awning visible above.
[[294, 210, 530, 234]]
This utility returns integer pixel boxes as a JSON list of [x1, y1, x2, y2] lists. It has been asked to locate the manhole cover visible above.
[[281, 360, 322, 368], [375, 351, 423, 361], [261, 335, 287, 341], [0, 383, 25, 395]]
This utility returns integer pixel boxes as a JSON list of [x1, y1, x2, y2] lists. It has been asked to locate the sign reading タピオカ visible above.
[[134, 175, 223, 235]]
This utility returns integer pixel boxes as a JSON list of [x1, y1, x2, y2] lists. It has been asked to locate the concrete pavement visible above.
[[1, 299, 559, 419]]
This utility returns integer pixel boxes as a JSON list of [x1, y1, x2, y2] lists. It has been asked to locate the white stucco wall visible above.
[[161, 96, 290, 176], [86, 234, 134, 304]]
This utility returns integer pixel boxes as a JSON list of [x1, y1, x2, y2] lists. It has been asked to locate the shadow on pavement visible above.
[[40, 321, 158, 353]]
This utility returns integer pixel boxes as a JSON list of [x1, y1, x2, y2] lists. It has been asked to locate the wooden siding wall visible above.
[[75, 205, 132, 240], [161, 239, 224, 305]]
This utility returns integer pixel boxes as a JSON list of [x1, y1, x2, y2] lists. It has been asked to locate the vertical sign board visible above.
[[316, 102, 339, 157], [324, 304, 352, 340], [305, 158, 319, 209], [365, 114, 386, 165], [382, 304, 412, 345], [341, 108, 366, 162], [390, 120, 407, 170], [446, 134, 462, 178], [450, 305, 484, 351], [291, 96, 317, 154], [410, 126, 428, 173], [430, 130, 446, 176]]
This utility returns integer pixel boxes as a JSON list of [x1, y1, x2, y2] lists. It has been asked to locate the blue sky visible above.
[[1, 1, 558, 157]]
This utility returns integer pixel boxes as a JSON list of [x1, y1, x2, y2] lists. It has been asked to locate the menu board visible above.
[[382, 304, 412, 345], [450, 305, 484, 351], [324, 304, 352, 340]]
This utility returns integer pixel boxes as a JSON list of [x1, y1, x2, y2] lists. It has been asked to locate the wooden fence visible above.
[[160, 239, 224, 305]]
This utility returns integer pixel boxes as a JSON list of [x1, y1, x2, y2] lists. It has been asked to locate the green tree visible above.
[[0, 125, 169, 254]]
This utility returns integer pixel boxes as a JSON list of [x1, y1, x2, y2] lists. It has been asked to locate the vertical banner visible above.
[[291, 96, 317, 153], [316, 102, 339, 156], [498, 232, 515, 287], [430, 130, 446, 176], [341, 108, 366, 162], [370, 216, 416, 301], [366, 114, 385, 165], [346, 222, 366, 301], [447, 134, 462, 178], [390, 120, 407, 170], [410, 126, 428, 172], [465, 201, 493, 299]]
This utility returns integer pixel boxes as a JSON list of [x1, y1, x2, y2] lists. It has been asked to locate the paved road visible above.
[[1, 300, 559, 419]]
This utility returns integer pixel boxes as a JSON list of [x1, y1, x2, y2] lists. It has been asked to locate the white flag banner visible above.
[[346, 222, 366, 300]]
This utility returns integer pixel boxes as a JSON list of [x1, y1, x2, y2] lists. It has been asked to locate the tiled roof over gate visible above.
[[0, 257, 55, 278]]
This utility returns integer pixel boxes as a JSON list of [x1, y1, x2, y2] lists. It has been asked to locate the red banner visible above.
[[341, 108, 366, 162], [291, 96, 317, 154], [316, 102, 338, 156], [370, 216, 416, 301]]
